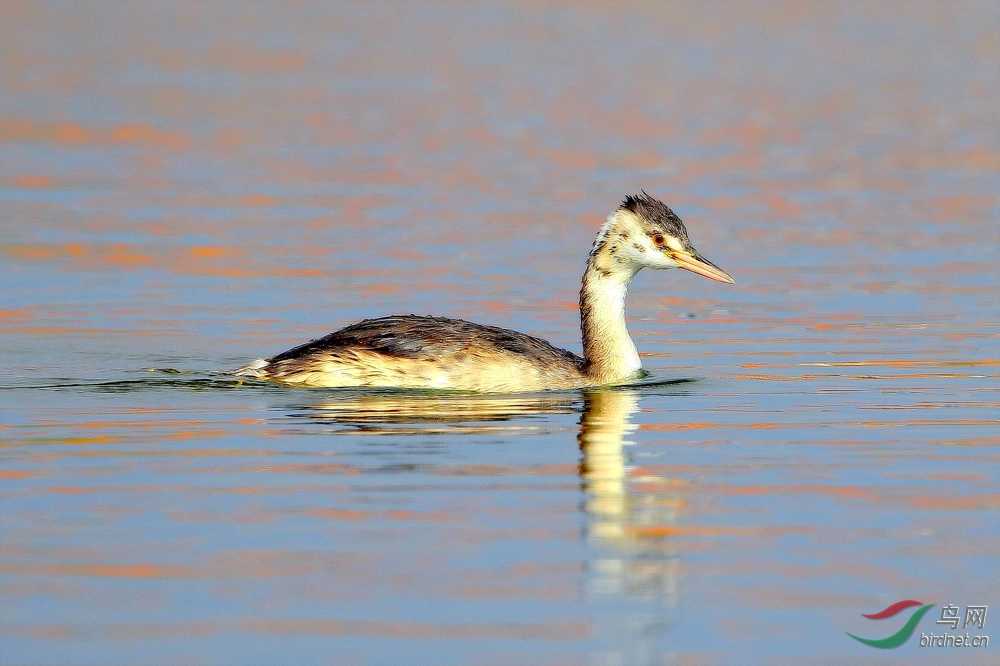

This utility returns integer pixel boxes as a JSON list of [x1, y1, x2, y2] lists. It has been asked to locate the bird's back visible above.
[[239, 315, 587, 392]]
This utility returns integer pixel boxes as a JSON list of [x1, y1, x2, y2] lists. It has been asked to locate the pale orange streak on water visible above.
[[742, 360, 1000, 368], [734, 373, 997, 381], [293, 508, 462, 523], [302, 508, 370, 521], [0, 325, 169, 336], [431, 463, 578, 477], [243, 193, 280, 206], [0, 470, 36, 480], [625, 525, 812, 538], [25, 449, 273, 462], [0, 119, 94, 144], [10, 175, 54, 188], [684, 484, 1000, 512], [383, 510, 461, 523], [0, 563, 203, 579], [0, 119, 191, 149], [641, 418, 999, 432], [109, 123, 189, 150], [244, 618, 590, 640], [907, 495, 1000, 510], [15, 417, 262, 431], [925, 473, 990, 481], [0, 616, 593, 641]]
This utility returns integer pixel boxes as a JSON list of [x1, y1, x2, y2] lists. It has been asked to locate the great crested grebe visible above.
[[236, 193, 734, 392]]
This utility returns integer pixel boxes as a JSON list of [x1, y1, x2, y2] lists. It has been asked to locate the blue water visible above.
[[2, 2, 998, 665]]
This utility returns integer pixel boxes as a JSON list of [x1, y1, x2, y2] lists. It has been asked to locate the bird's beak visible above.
[[670, 250, 735, 284]]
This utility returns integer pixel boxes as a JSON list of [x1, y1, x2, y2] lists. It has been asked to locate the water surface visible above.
[[1, 2, 998, 664]]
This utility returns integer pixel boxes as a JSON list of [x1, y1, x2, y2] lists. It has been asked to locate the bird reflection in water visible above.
[[579, 389, 684, 660], [284, 390, 579, 435], [288, 387, 685, 655]]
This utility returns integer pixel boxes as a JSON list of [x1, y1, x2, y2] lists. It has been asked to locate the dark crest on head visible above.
[[619, 191, 689, 242]]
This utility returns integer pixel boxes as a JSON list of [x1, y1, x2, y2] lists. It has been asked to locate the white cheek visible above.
[[640, 246, 677, 269], [622, 246, 647, 265], [626, 245, 657, 267], [654, 252, 679, 269]]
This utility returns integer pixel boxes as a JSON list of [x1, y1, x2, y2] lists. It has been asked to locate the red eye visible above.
[[652, 234, 665, 246]]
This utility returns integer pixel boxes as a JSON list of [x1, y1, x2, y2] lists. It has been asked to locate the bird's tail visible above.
[[234, 358, 269, 377]]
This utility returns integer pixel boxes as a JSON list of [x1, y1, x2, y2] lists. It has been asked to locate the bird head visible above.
[[591, 192, 735, 284]]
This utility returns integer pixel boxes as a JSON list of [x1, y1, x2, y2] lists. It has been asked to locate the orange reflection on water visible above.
[[0, 118, 189, 149], [1, 1, 997, 663], [243, 617, 588, 640]]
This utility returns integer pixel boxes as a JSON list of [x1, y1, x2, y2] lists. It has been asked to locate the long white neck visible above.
[[579, 217, 643, 384]]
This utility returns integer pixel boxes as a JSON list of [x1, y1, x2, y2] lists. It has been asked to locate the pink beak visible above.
[[671, 251, 735, 284]]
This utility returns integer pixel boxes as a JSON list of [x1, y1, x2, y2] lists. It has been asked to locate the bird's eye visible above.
[[652, 234, 665, 246]]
